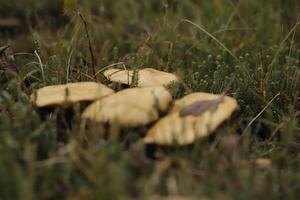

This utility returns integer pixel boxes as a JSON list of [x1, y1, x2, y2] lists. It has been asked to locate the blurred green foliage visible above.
[[0, 0, 299, 199]]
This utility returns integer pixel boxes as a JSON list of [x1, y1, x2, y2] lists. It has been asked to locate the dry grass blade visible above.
[[241, 92, 281, 137], [78, 11, 97, 80], [34, 50, 46, 85], [179, 19, 238, 60], [268, 20, 300, 76]]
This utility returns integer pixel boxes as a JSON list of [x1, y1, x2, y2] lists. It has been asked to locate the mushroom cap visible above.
[[31, 82, 115, 107], [254, 158, 271, 168], [148, 195, 200, 200], [103, 68, 178, 87], [82, 86, 172, 127], [144, 92, 238, 145]]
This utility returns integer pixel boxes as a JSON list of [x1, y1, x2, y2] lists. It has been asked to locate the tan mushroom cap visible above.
[[254, 158, 271, 168], [148, 195, 202, 200], [82, 86, 172, 127], [31, 82, 115, 107], [103, 68, 179, 87], [144, 92, 238, 145]]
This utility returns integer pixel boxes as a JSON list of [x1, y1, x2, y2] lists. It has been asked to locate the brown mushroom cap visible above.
[[103, 68, 178, 87], [31, 82, 115, 107], [82, 86, 172, 127], [144, 92, 238, 145]]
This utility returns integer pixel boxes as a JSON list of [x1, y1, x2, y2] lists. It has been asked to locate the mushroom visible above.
[[103, 68, 178, 87], [254, 158, 271, 169], [31, 82, 114, 107], [148, 195, 200, 200], [143, 92, 238, 145], [82, 86, 172, 127]]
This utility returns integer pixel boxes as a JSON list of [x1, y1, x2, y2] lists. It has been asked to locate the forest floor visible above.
[[0, 1, 299, 199]]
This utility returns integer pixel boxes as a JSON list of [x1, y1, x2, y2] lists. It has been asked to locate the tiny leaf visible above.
[[179, 99, 221, 117]]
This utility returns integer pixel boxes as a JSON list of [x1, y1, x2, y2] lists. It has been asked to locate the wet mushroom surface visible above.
[[143, 92, 238, 145], [103, 68, 179, 87]]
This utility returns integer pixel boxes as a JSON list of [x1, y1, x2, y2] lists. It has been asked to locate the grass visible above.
[[0, 0, 299, 199]]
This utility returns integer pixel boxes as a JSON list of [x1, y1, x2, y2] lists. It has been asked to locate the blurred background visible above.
[[0, 0, 299, 51]]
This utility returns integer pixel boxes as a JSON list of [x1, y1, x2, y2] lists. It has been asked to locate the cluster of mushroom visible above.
[[31, 68, 238, 146]]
